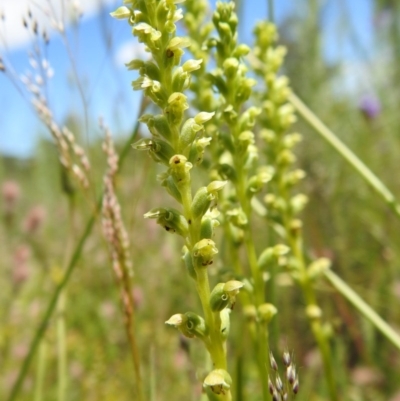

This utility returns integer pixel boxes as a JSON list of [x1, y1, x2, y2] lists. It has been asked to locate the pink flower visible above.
[[2, 180, 21, 209], [23, 205, 46, 234]]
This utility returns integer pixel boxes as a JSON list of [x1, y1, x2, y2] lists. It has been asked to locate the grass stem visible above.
[[324, 269, 400, 351], [289, 92, 400, 219]]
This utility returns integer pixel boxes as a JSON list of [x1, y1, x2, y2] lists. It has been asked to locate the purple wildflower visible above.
[[359, 95, 381, 119]]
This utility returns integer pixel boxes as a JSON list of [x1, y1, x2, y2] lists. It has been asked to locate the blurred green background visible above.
[[1, 1, 400, 400]]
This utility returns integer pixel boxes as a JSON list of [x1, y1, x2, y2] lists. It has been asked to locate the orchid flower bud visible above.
[[159, 173, 182, 203], [189, 136, 212, 165], [132, 138, 174, 165], [172, 67, 189, 93], [179, 118, 203, 151], [200, 208, 220, 239], [182, 58, 203, 73], [133, 23, 162, 48], [210, 283, 228, 312], [258, 244, 290, 270], [191, 181, 226, 220], [165, 92, 189, 126], [246, 166, 274, 196], [194, 111, 215, 125], [193, 239, 218, 268], [290, 193, 308, 214], [258, 303, 277, 323], [165, 312, 207, 339], [139, 114, 172, 141], [223, 57, 239, 79], [307, 258, 331, 280], [226, 208, 248, 228], [306, 304, 322, 320], [210, 280, 243, 312], [182, 246, 196, 279], [233, 44, 250, 58], [169, 155, 192, 188], [110, 6, 131, 19], [203, 369, 232, 396], [144, 207, 188, 236]]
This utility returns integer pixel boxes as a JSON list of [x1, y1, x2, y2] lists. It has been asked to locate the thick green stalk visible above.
[[7, 122, 141, 401], [324, 269, 400, 351], [289, 92, 400, 219]]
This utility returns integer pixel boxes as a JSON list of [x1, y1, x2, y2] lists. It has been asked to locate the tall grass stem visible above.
[[324, 269, 400, 351], [289, 92, 400, 219]]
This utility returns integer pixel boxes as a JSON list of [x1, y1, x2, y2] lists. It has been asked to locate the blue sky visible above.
[[0, 0, 375, 158]]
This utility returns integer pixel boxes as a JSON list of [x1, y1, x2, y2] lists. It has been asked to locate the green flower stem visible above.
[[324, 269, 400, 351], [224, 110, 270, 399], [178, 178, 228, 374], [289, 92, 400, 219], [235, 169, 270, 401], [195, 267, 227, 370], [174, 171, 230, 399], [114, 1, 233, 396], [220, 73, 272, 401], [179, 181, 197, 244], [234, 161, 265, 305], [7, 121, 141, 401], [276, 165, 338, 399], [286, 225, 338, 401]]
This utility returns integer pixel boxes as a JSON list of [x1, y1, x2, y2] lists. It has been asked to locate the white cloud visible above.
[[0, 0, 117, 49], [115, 40, 148, 68]]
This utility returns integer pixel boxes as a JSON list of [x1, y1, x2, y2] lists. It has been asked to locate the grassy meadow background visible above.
[[1, 0, 400, 400]]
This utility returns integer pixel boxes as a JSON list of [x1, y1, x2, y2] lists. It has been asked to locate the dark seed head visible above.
[[283, 351, 291, 367], [275, 376, 283, 392], [292, 379, 299, 394], [269, 352, 278, 371], [268, 376, 274, 395]]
